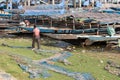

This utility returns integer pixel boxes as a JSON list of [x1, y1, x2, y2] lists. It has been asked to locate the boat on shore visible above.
[[0, 0, 120, 46]]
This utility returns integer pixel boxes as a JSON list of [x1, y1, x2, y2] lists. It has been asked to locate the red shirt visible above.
[[33, 28, 40, 37], [25, 20, 30, 27]]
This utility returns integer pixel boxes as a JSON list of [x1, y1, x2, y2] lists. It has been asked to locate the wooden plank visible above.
[[118, 39, 120, 47], [76, 34, 120, 45], [42, 33, 78, 39]]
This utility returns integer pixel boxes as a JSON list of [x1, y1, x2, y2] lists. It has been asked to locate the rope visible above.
[[1, 43, 32, 49]]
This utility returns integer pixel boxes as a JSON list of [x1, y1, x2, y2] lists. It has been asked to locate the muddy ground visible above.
[[0, 30, 119, 53]]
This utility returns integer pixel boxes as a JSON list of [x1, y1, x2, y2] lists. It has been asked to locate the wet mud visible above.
[[0, 30, 120, 53]]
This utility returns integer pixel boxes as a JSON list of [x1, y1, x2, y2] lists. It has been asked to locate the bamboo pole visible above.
[[10, 0, 12, 10], [118, 39, 120, 47], [72, 16, 75, 30], [65, 17, 68, 27], [78, 0, 81, 8], [35, 0, 36, 6], [50, 18, 53, 27], [52, 0, 55, 5], [73, 0, 76, 8], [104, 0, 107, 8], [28, 0, 30, 6], [6, 0, 8, 9], [91, 0, 94, 8], [66, 0, 69, 11], [24, 0, 27, 10]]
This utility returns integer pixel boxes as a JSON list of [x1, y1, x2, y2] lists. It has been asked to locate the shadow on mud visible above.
[[1, 31, 120, 53]]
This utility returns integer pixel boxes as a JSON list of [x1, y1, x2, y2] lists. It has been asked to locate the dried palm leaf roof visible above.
[[50, 11, 120, 24]]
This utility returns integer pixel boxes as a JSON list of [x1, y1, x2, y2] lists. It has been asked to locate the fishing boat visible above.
[[18, 25, 107, 34], [18, 24, 120, 46], [110, 7, 120, 11], [101, 7, 120, 14], [1, 0, 120, 46]]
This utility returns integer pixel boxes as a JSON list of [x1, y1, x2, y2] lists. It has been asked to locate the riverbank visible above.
[[0, 36, 120, 80]]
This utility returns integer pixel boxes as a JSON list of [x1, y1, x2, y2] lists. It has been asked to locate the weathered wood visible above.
[[19, 26, 108, 34], [84, 39, 94, 45], [118, 39, 120, 47], [78, 35, 120, 45], [42, 33, 78, 39]]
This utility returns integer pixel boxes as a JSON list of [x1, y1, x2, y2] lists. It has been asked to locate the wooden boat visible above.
[[17, 24, 120, 46], [102, 9, 120, 14], [110, 7, 120, 11], [0, 20, 20, 29], [77, 34, 120, 45], [0, 14, 12, 17], [18, 26, 107, 34]]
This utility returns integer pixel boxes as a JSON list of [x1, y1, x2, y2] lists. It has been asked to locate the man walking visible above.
[[32, 24, 40, 50]]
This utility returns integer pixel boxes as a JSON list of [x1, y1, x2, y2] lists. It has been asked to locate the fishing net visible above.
[[0, 48, 95, 80], [17, 51, 94, 80], [40, 62, 95, 80], [33, 49, 59, 55], [18, 63, 50, 78], [22, 9, 66, 16], [1, 43, 32, 49], [36, 0, 65, 10]]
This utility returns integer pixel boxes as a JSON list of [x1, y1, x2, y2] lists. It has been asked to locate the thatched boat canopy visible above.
[[50, 11, 120, 25]]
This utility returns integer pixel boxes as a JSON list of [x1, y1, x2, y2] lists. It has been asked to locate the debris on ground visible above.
[[104, 60, 120, 76], [9, 50, 95, 80], [0, 71, 17, 80]]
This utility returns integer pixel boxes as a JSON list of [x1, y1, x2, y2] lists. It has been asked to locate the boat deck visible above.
[[42, 33, 120, 45]]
